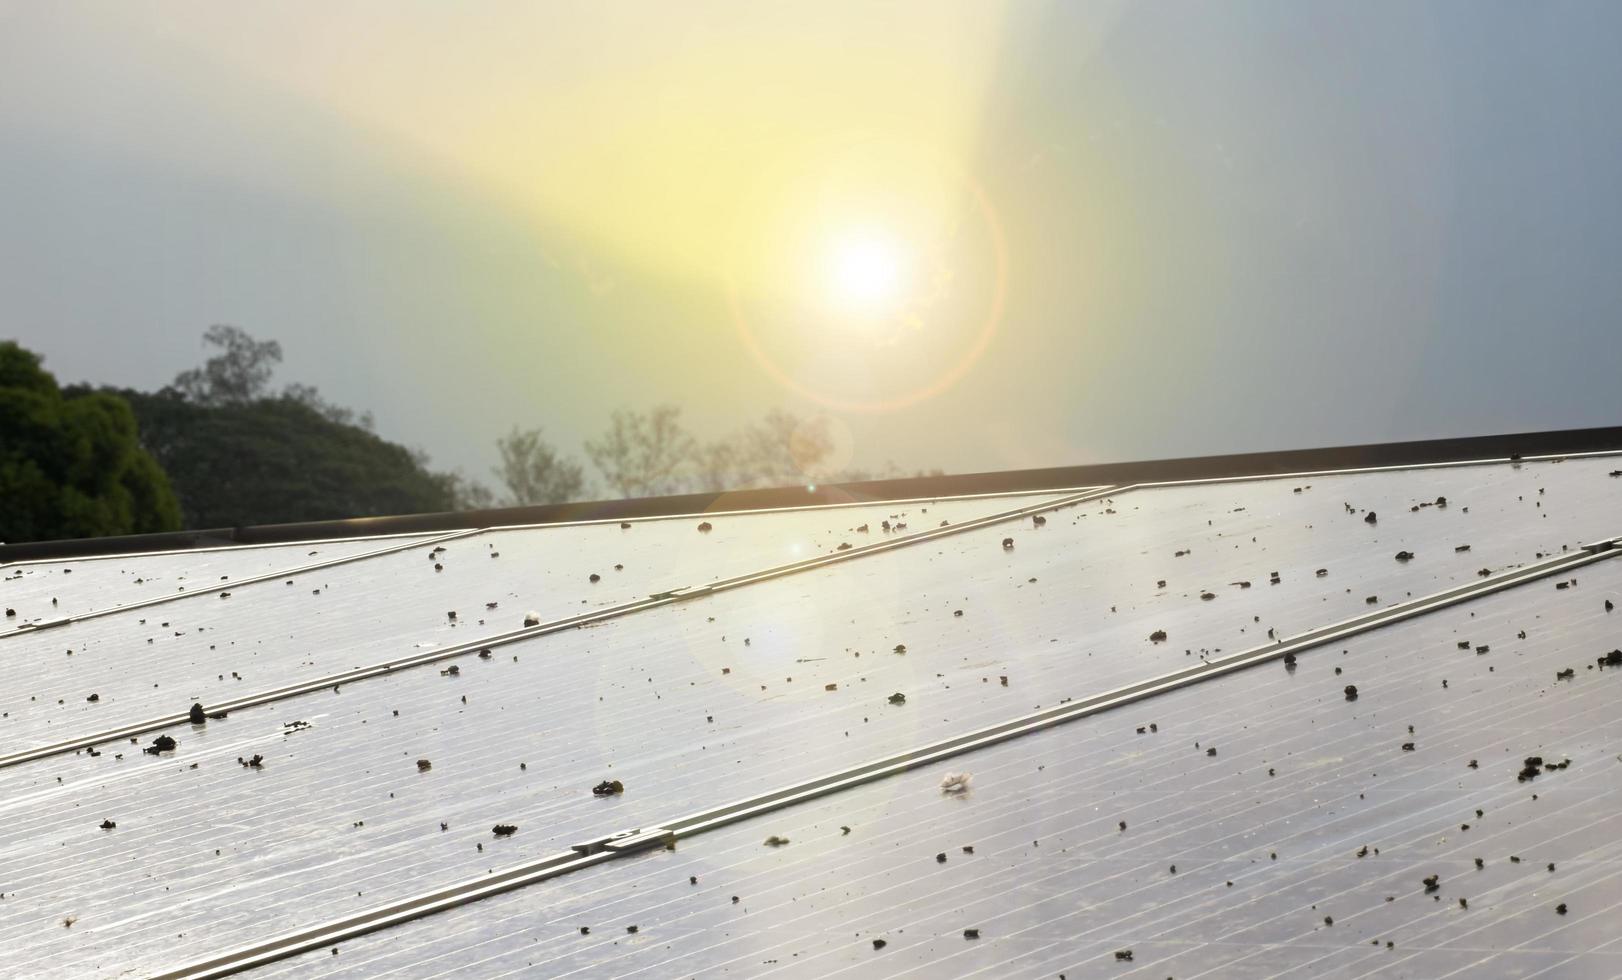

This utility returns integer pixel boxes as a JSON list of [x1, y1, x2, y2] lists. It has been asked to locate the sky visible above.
[[3, 1, 1621, 488]]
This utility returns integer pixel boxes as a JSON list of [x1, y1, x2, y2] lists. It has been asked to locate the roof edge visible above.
[[6, 424, 1621, 563]]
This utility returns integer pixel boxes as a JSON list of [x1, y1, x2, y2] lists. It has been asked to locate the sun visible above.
[[724, 136, 1008, 410], [824, 229, 913, 318]]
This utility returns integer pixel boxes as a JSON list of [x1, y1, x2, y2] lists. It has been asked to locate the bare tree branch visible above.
[[583, 405, 696, 498], [495, 426, 588, 505]]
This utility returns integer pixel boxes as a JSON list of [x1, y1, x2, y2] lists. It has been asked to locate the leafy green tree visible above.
[[91, 325, 478, 527], [0, 342, 181, 542], [118, 389, 460, 528]]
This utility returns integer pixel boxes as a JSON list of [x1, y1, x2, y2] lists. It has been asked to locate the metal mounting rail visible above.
[[0, 529, 451, 569], [0, 485, 1107, 569], [150, 532, 1621, 980], [0, 486, 1121, 772], [1, 528, 485, 640], [6, 443, 1596, 637]]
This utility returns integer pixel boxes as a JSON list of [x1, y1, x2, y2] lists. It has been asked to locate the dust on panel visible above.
[[2, 460, 1618, 975], [0, 492, 1066, 747], [0, 534, 441, 621], [240, 552, 1622, 980]]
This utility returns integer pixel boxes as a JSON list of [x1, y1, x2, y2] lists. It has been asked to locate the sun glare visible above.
[[725, 136, 1007, 411], [825, 230, 911, 318]]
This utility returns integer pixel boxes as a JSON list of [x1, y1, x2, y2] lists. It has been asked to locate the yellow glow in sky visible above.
[[33, 1, 1059, 421], [724, 136, 1007, 411], [130, 1, 1014, 293]]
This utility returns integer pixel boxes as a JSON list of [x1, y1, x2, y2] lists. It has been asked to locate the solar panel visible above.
[[2, 453, 1618, 977], [237, 544, 1622, 979], [0, 492, 1073, 754], [0, 533, 443, 621]]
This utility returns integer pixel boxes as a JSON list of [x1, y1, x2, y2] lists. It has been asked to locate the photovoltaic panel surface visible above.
[[0, 492, 1070, 749], [240, 549, 1622, 979], [2, 457, 1619, 978], [0, 534, 442, 621]]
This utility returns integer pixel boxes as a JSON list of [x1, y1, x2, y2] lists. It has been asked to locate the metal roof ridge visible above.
[[7, 423, 1621, 562]]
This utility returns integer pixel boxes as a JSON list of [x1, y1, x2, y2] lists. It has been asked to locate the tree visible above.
[[738, 410, 833, 487], [170, 327, 376, 428], [115, 326, 472, 526], [169, 324, 283, 406], [689, 410, 833, 491], [493, 427, 587, 505], [118, 389, 459, 527], [0, 342, 181, 542], [431, 470, 497, 511], [584, 405, 697, 498], [283, 382, 375, 430], [580, 406, 924, 499]]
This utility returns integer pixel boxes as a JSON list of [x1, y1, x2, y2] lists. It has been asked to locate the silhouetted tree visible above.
[[0, 342, 181, 542], [431, 470, 497, 511], [691, 410, 834, 490], [493, 427, 587, 505], [169, 326, 375, 429], [169, 325, 282, 406], [582, 406, 928, 498], [584, 405, 697, 498], [283, 382, 375, 430]]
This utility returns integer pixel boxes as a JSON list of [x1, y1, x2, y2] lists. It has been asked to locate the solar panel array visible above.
[[1, 455, 1619, 979]]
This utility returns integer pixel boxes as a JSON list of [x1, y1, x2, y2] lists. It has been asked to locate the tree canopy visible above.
[[78, 325, 465, 529], [169, 324, 283, 406], [117, 389, 458, 528], [0, 341, 181, 542], [5, 325, 936, 542]]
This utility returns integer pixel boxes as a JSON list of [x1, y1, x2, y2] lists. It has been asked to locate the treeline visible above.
[[1, 327, 931, 542]]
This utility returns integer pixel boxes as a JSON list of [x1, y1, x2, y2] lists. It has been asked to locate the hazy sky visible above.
[[3, 1, 1620, 487]]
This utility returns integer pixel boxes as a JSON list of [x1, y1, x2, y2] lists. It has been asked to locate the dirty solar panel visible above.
[[2, 460, 1618, 976], [0, 534, 442, 621], [0, 492, 1068, 749], [241, 554, 1622, 980]]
